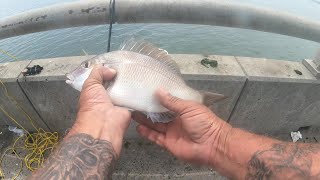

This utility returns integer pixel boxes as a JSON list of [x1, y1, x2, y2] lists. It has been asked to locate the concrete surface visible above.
[[229, 57, 320, 137], [0, 126, 14, 154], [1, 54, 320, 179], [15, 56, 91, 133], [0, 130, 226, 180], [113, 138, 226, 180], [236, 57, 316, 79], [18, 80, 79, 134], [0, 61, 49, 131], [229, 80, 320, 136], [0, 61, 30, 81], [0, 126, 28, 180], [173, 54, 246, 120]]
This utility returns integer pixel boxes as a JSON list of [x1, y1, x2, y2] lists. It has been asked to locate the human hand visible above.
[[68, 65, 131, 157], [133, 89, 232, 165]]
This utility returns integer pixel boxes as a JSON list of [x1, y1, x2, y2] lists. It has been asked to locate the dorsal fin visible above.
[[119, 38, 181, 74]]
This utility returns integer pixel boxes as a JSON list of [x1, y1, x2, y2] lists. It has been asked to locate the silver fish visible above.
[[66, 38, 225, 123]]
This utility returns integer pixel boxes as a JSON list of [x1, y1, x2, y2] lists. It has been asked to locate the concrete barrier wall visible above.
[[0, 54, 319, 139]]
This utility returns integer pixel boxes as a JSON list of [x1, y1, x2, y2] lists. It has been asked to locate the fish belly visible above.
[[107, 64, 184, 112]]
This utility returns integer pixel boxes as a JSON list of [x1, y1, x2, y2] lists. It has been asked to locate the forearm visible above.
[[211, 126, 320, 179], [28, 133, 117, 180], [28, 114, 118, 180]]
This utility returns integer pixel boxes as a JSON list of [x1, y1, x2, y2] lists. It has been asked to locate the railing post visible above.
[[302, 49, 320, 78]]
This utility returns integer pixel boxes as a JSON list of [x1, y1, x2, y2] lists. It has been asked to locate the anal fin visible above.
[[145, 111, 176, 123]]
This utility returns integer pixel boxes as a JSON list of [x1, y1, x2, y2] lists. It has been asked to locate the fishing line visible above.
[[107, 0, 116, 52], [0, 49, 19, 61], [0, 52, 58, 179], [0, 79, 59, 180]]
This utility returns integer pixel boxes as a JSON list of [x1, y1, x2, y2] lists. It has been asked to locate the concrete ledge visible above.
[[0, 61, 49, 131], [1, 55, 320, 179], [1, 54, 320, 137], [236, 57, 316, 80], [0, 61, 31, 82], [230, 57, 320, 136]]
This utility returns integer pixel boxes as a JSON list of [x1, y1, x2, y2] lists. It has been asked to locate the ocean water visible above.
[[0, 0, 319, 63]]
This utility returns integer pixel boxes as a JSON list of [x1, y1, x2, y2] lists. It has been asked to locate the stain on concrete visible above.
[[35, 15, 47, 21], [81, 7, 95, 13], [0, 126, 14, 153], [294, 69, 303, 75], [1, 14, 47, 29]]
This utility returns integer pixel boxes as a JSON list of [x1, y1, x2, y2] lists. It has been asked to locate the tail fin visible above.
[[201, 91, 227, 106]]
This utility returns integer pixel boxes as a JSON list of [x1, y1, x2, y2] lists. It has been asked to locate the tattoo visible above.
[[28, 133, 116, 180], [246, 143, 320, 180]]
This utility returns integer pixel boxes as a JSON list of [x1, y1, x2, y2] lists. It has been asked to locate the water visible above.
[[0, 0, 319, 63]]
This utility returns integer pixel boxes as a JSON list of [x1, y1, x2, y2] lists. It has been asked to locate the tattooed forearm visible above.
[[246, 143, 320, 180], [28, 133, 117, 180]]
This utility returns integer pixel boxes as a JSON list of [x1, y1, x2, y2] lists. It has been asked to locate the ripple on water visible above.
[[0, 24, 319, 63]]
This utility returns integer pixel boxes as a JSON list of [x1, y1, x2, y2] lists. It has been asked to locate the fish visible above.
[[66, 38, 225, 123]]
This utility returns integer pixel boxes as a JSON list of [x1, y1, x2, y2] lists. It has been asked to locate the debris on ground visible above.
[[8, 126, 24, 137], [201, 58, 218, 68], [21, 65, 43, 76], [291, 131, 302, 143], [294, 69, 303, 75]]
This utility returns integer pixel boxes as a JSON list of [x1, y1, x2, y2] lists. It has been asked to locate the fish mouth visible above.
[[65, 73, 74, 84]]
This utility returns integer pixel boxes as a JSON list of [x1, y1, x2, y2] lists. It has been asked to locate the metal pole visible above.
[[302, 49, 320, 78], [315, 50, 320, 70], [1, 0, 320, 43]]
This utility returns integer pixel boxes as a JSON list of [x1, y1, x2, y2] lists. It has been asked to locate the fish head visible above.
[[66, 60, 93, 91]]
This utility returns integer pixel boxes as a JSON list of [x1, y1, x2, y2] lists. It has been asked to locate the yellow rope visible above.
[[0, 77, 59, 179], [0, 49, 19, 61]]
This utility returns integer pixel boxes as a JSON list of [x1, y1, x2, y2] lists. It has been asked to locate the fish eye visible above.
[[84, 61, 89, 68]]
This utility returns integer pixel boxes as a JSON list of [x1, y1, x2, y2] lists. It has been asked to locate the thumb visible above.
[[83, 65, 116, 89], [156, 88, 192, 113]]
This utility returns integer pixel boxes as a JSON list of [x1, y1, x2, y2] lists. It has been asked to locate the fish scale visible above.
[[108, 63, 188, 113]]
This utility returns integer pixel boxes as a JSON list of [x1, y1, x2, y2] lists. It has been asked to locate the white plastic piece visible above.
[[8, 126, 25, 137], [291, 131, 302, 143]]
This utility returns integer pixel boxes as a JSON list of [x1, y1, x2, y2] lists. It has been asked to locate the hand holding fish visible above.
[[68, 65, 131, 157], [133, 89, 232, 166], [31, 39, 320, 179]]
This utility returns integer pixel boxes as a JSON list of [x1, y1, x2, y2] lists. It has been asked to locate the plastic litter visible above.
[[291, 131, 302, 143], [8, 126, 25, 137]]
